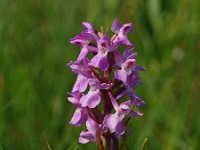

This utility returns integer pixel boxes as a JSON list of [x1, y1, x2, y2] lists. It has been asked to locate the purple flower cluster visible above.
[[67, 19, 145, 149]]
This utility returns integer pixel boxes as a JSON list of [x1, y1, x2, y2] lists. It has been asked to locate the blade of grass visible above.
[[45, 140, 52, 150], [141, 138, 148, 150], [0, 144, 3, 150]]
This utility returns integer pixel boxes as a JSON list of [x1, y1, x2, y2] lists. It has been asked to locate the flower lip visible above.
[[118, 107, 130, 115], [123, 59, 136, 73], [100, 42, 107, 54], [98, 36, 111, 54], [118, 101, 131, 115]]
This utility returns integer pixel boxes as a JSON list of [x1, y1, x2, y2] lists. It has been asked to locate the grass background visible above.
[[0, 0, 200, 149]]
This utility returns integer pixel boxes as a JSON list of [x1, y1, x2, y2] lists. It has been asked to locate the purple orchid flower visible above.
[[89, 36, 111, 71], [67, 59, 92, 93], [68, 92, 88, 126], [115, 58, 136, 85], [104, 93, 142, 135], [79, 117, 105, 144], [113, 45, 136, 68], [111, 19, 133, 46], [114, 46, 145, 87], [80, 79, 111, 108], [82, 22, 99, 40], [70, 33, 98, 62]]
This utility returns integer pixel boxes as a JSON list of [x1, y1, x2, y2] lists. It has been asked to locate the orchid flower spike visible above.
[[67, 19, 146, 149]]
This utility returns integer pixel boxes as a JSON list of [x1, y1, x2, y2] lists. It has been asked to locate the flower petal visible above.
[[67, 59, 91, 76], [79, 130, 95, 144], [82, 22, 99, 40], [72, 74, 88, 93], [98, 36, 111, 51], [86, 117, 99, 136], [87, 45, 98, 53], [120, 23, 133, 35], [89, 52, 109, 71], [114, 69, 128, 84], [81, 90, 101, 108], [104, 114, 125, 135], [116, 89, 129, 100], [82, 22, 94, 31], [99, 83, 111, 90], [113, 50, 124, 66], [123, 45, 136, 59], [109, 93, 119, 111], [130, 92, 145, 108], [113, 34, 132, 46], [68, 92, 82, 106], [111, 19, 120, 33], [76, 47, 89, 62], [68, 97, 79, 105], [128, 110, 143, 117], [70, 107, 87, 126], [122, 59, 136, 74]]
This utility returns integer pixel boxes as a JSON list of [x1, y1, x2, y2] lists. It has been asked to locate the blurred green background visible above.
[[0, 0, 200, 149]]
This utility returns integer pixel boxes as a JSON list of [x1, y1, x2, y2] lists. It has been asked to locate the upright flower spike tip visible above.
[[67, 19, 146, 149]]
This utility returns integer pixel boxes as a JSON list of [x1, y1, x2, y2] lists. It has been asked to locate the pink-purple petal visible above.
[[79, 131, 95, 144], [120, 23, 133, 35], [128, 110, 143, 117], [70, 107, 87, 126], [82, 22, 94, 31], [109, 93, 119, 111], [86, 117, 99, 136], [81, 90, 101, 108], [111, 19, 120, 33], [130, 92, 145, 108], [72, 74, 88, 93], [76, 47, 89, 62], [104, 114, 125, 135], [100, 83, 111, 89], [68, 97, 79, 105], [114, 69, 128, 83], [89, 52, 109, 71], [87, 45, 98, 53]]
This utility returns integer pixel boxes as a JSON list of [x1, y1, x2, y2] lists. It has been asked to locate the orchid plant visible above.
[[67, 19, 145, 150]]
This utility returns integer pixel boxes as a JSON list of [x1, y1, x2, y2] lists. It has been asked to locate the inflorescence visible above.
[[67, 19, 145, 149]]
